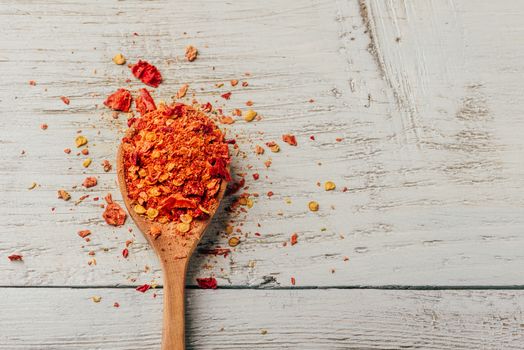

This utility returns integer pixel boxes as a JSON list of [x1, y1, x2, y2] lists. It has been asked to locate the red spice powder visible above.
[[196, 277, 217, 289], [135, 88, 156, 116], [131, 60, 162, 87], [121, 103, 231, 227], [104, 88, 132, 112]]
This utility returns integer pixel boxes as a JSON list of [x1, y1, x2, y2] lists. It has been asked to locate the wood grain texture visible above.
[[1, 0, 523, 288], [0, 288, 523, 349]]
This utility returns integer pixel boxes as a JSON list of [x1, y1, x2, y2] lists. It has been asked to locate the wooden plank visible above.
[[1, 0, 523, 287], [0, 288, 523, 349]]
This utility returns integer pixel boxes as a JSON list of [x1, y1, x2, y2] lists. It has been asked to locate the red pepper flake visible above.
[[343, 256, 349, 261], [102, 193, 127, 226], [82, 176, 97, 188], [310, 135, 315, 141], [176, 84, 189, 99], [78, 230, 91, 238], [102, 160, 112, 172], [245, 100, 253, 107], [219, 116, 235, 125], [40, 123, 48, 130], [113, 302, 120, 308], [8, 254, 23, 261], [232, 109, 242, 117], [104, 88, 132, 112], [308, 99, 315, 103], [242, 82, 249, 87], [342, 186, 348, 192], [136, 284, 151, 293], [131, 60, 162, 87], [230, 80, 238, 87], [64, 148, 71, 154], [122, 248, 129, 258], [60, 96, 70, 105], [196, 277, 217, 289], [282, 134, 297, 146], [252, 173, 259, 180], [336, 138, 343, 142], [81, 148, 89, 156], [267, 191, 274, 197], [254, 232, 261, 237], [135, 88, 156, 116], [185, 45, 198, 62], [291, 277, 296, 285], [29, 80, 36, 86], [221, 92, 232, 100], [198, 248, 231, 258], [290, 233, 298, 245]]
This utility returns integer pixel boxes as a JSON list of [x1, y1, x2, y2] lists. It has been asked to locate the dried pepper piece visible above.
[[122, 248, 129, 258], [230, 79, 238, 87], [255, 145, 264, 155], [121, 103, 230, 227], [64, 148, 72, 154], [266, 141, 280, 153], [112, 53, 126, 65], [29, 80, 36, 86], [282, 134, 297, 146], [290, 233, 298, 245], [81, 149, 89, 156], [221, 92, 232, 100], [82, 177, 97, 188], [102, 160, 112, 172], [291, 277, 296, 285], [176, 84, 189, 99], [219, 116, 234, 124], [131, 60, 162, 87], [324, 181, 336, 191], [78, 230, 91, 238], [185, 45, 198, 62], [136, 284, 151, 293], [8, 254, 23, 261], [60, 96, 70, 105], [196, 277, 217, 289], [58, 190, 71, 201], [104, 88, 132, 112], [135, 88, 156, 116], [103, 193, 127, 226], [40, 123, 48, 130]]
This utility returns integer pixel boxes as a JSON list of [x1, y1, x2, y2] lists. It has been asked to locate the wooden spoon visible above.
[[116, 133, 228, 350]]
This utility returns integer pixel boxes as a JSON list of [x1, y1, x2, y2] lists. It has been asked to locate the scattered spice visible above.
[[112, 53, 126, 65], [122, 248, 129, 258], [121, 102, 230, 229], [82, 158, 92, 168], [81, 148, 89, 156], [324, 181, 336, 191], [136, 284, 151, 293], [252, 173, 259, 180], [102, 160, 112, 172], [75, 135, 88, 148], [230, 79, 238, 87], [102, 193, 127, 226], [135, 88, 156, 116], [40, 123, 48, 130], [113, 302, 120, 308], [57, 190, 71, 201], [176, 84, 189, 99], [291, 277, 296, 285], [282, 134, 297, 146], [308, 201, 319, 212], [28, 182, 37, 190], [78, 230, 91, 238], [82, 176, 97, 188], [228, 237, 240, 247], [185, 45, 198, 62], [91, 296, 102, 303], [8, 254, 23, 261], [196, 277, 217, 289], [29, 80, 36, 86], [219, 116, 235, 124], [131, 60, 162, 87], [60, 96, 70, 105], [245, 100, 253, 107], [104, 88, 132, 112], [221, 92, 232, 100], [243, 110, 257, 122], [242, 81, 249, 87], [254, 145, 265, 155], [64, 148, 71, 154], [290, 233, 298, 245], [266, 141, 280, 153]]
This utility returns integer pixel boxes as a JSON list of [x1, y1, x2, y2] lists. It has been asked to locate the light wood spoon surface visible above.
[[116, 133, 228, 350]]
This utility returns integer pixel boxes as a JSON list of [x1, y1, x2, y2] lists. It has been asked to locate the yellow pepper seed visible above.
[[308, 201, 319, 212], [75, 135, 88, 148], [243, 110, 257, 122], [180, 214, 193, 224], [176, 222, 190, 233], [28, 182, 37, 190], [228, 237, 240, 247], [270, 144, 280, 153], [146, 208, 159, 219], [134, 204, 146, 214], [91, 296, 102, 303], [324, 181, 336, 191], [112, 53, 126, 65], [145, 132, 156, 141], [82, 158, 92, 168], [138, 168, 147, 177]]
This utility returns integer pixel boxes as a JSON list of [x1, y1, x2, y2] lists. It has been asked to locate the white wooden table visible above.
[[1, 0, 523, 348]]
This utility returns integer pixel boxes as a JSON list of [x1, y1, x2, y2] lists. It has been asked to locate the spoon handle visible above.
[[161, 259, 188, 350]]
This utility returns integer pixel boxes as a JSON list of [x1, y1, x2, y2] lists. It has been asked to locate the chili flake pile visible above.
[[121, 103, 231, 231]]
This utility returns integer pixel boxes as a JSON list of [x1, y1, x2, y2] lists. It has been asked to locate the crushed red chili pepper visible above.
[[102, 193, 127, 226], [60, 96, 70, 105], [196, 277, 217, 289], [282, 134, 297, 146], [122, 248, 129, 258], [290, 233, 298, 245], [136, 284, 151, 293], [8, 254, 23, 261], [135, 88, 156, 116], [221, 92, 232, 100], [82, 177, 97, 188], [121, 102, 230, 230], [104, 88, 132, 112], [131, 60, 162, 87]]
